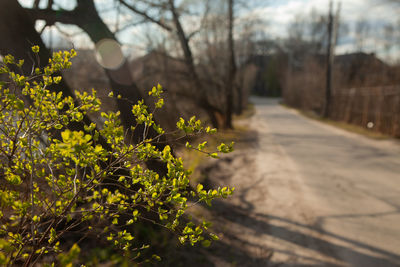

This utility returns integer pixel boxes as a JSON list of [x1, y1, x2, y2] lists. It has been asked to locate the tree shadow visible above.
[[170, 166, 400, 266], [158, 111, 400, 266], [202, 187, 400, 267]]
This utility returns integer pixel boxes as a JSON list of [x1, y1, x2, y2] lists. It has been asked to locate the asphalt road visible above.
[[244, 97, 400, 266]]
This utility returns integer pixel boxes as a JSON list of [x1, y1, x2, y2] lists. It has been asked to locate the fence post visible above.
[[345, 88, 355, 123], [392, 94, 400, 137], [362, 91, 370, 127], [375, 89, 383, 132]]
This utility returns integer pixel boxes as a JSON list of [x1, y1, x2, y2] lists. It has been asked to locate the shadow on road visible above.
[[207, 197, 400, 267], [158, 103, 400, 266], [197, 121, 400, 266]]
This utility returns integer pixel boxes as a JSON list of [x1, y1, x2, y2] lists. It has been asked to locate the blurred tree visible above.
[[0, 0, 66, 90], [382, 19, 400, 63], [0, 0, 107, 141], [119, 0, 227, 128], [25, 0, 146, 138], [355, 18, 371, 52], [7, 0, 172, 183], [21, 0, 258, 129], [384, 23, 395, 60], [285, 9, 328, 56], [25, 1, 181, 178]]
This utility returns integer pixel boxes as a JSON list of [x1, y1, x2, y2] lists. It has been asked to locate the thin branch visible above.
[[38, 23, 48, 35], [114, 19, 148, 34], [115, 0, 121, 33], [33, 0, 41, 9], [119, 0, 173, 32], [54, 24, 84, 38], [187, 0, 210, 41]]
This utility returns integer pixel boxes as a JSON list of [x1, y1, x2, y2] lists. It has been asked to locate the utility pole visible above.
[[333, 3, 341, 50], [286, 51, 293, 103], [324, 1, 341, 117], [225, 0, 236, 129]]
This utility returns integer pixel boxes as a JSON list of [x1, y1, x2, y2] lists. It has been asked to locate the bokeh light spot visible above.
[[95, 39, 124, 70]]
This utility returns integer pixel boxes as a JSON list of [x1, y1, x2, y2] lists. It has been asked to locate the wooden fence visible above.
[[330, 85, 400, 137]]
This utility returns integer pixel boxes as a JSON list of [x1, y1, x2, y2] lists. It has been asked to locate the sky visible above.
[[19, 0, 400, 61], [252, 0, 400, 59]]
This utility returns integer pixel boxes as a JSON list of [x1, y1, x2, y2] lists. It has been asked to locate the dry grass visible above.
[[233, 103, 255, 120], [282, 104, 391, 140], [177, 105, 254, 185]]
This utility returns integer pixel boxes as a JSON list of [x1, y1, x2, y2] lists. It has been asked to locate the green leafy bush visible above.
[[0, 47, 234, 266]]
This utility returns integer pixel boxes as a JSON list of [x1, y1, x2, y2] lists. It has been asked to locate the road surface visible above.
[[206, 97, 400, 266]]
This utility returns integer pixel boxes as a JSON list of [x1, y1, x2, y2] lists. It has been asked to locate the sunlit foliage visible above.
[[0, 47, 234, 266]]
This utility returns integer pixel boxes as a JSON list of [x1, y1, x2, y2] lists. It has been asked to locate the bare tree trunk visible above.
[[119, 0, 225, 128], [168, 0, 224, 128], [323, 1, 333, 118], [27, 0, 162, 143], [0, 0, 99, 134], [25, 0, 146, 136], [72, 0, 168, 174], [0, 0, 54, 83], [64, 0, 145, 139]]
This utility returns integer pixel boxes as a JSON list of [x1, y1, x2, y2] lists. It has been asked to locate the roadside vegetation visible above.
[[282, 103, 391, 140]]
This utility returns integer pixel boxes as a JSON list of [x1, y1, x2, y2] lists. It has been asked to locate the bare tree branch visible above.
[[186, 0, 211, 41], [33, 0, 41, 9], [25, 7, 78, 26], [115, 19, 148, 34], [119, 0, 173, 32], [47, 0, 53, 10]]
